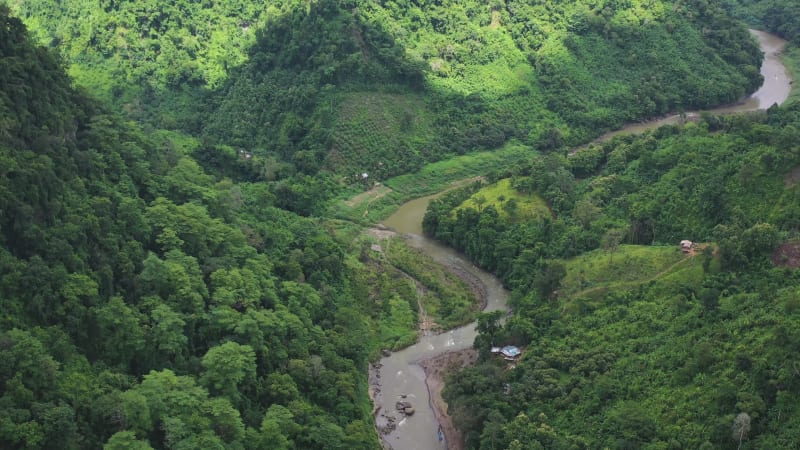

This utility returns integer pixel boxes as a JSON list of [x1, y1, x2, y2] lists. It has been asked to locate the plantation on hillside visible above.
[[10, 0, 763, 182]]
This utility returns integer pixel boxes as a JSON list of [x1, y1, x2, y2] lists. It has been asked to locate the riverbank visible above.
[[413, 253, 488, 450], [443, 258, 489, 312], [366, 28, 791, 450], [419, 348, 479, 450], [368, 230, 491, 448], [581, 29, 791, 147]]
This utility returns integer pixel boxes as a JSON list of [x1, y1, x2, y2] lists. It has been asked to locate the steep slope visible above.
[[205, 0, 763, 179], [10, 0, 763, 181], [723, 0, 800, 42], [0, 8, 425, 449], [424, 103, 800, 448]]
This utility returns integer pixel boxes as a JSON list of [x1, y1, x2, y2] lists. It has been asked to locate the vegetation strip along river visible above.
[[370, 29, 791, 450]]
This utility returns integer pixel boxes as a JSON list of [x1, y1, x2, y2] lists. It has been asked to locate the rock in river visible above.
[[395, 400, 411, 410]]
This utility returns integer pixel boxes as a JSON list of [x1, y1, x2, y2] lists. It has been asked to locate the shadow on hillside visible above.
[[196, 0, 520, 181], [193, 0, 765, 183]]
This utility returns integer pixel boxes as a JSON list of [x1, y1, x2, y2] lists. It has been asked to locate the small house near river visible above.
[[491, 345, 522, 361]]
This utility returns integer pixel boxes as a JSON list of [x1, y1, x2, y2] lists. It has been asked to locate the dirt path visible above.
[[567, 252, 696, 299], [344, 183, 393, 207]]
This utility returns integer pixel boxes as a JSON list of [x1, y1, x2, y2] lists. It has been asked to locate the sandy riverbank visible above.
[[368, 233, 490, 449], [418, 348, 479, 450], [413, 256, 487, 449]]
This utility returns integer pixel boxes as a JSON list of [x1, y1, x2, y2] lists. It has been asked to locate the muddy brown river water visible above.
[[371, 29, 791, 450]]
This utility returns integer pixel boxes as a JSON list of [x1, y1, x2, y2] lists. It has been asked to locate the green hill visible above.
[[722, 0, 800, 42], [0, 8, 476, 448], [9, 0, 762, 181], [426, 103, 800, 448], [3, 1, 800, 449], [454, 178, 551, 222], [560, 244, 702, 299]]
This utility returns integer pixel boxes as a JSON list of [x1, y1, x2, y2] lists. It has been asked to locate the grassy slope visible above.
[[454, 178, 551, 222], [560, 245, 698, 299], [534, 250, 797, 448], [436, 105, 800, 448]]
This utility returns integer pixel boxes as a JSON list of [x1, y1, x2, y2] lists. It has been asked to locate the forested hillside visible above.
[[0, 7, 464, 448], [9, 0, 762, 181], [424, 105, 800, 448], [2, 1, 797, 449]]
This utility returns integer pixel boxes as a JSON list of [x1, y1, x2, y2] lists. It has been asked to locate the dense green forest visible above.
[[424, 105, 800, 448], [9, 0, 763, 184], [2, 0, 798, 449], [0, 6, 481, 448]]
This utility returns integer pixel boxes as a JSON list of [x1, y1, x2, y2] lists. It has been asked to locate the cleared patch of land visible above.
[[560, 244, 708, 301], [333, 140, 537, 223], [454, 178, 551, 221], [773, 240, 800, 268], [344, 184, 392, 207]]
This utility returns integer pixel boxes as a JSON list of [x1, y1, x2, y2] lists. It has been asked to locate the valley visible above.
[[368, 29, 792, 449], [1, 1, 800, 449]]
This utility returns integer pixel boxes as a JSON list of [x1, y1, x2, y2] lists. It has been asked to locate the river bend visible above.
[[371, 29, 791, 450]]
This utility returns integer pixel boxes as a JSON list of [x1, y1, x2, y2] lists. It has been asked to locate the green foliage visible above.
[[455, 179, 551, 222], [783, 46, 800, 104], [0, 10, 397, 449], [201, 342, 257, 400], [9, 0, 763, 183], [386, 238, 480, 329], [206, 0, 761, 177], [561, 245, 690, 297], [104, 431, 154, 450], [434, 103, 800, 448], [722, 0, 800, 43], [0, 2, 796, 449], [333, 140, 536, 224]]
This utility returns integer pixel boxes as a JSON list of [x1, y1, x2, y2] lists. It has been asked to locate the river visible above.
[[370, 29, 791, 450], [592, 30, 791, 143]]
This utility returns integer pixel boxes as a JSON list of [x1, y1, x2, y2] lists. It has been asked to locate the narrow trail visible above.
[[567, 253, 697, 300]]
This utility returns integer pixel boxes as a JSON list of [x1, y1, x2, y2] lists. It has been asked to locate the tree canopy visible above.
[[1, 1, 798, 449], [427, 104, 800, 448]]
